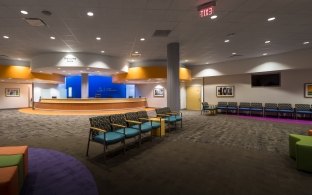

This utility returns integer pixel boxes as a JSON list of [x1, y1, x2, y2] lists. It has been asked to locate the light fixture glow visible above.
[[39, 71, 43, 72], [87, 12, 94, 16], [57, 67, 61, 70], [184, 59, 189, 62], [210, 15, 218, 20], [303, 41, 310, 45], [140, 38, 145, 41], [101, 50, 105, 53], [224, 39, 230, 43], [50, 36, 55, 40], [267, 17, 276, 22], [134, 51, 139, 54], [232, 52, 237, 55], [3, 35, 9, 39], [20, 10, 28, 15], [265, 40, 271, 44], [96, 37, 101, 40], [262, 53, 268, 56]]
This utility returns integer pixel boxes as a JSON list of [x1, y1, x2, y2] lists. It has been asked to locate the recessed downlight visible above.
[[210, 15, 218, 20], [303, 41, 310, 45], [57, 67, 61, 70], [134, 51, 139, 54], [101, 50, 105, 53], [265, 40, 271, 44], [140, 38, 145, 41], [184, 59, 189, 62], [20, 10, 28, 15], [232, 52, 237, 55], [224, 39, 230, 43], [96, 37, 101, 40], [87, 12, 94, 16], [262, 53, 268, 56], [50, 36, 55, 40], [39, 71, 43, 73], [267, 17, 276, 22], [3, 35, 9, 39]]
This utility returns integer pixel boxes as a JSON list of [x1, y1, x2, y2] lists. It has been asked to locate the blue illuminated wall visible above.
[[66, 76, 81, 98], [89, 76, 126, 98], [65, 75, 126, 98]]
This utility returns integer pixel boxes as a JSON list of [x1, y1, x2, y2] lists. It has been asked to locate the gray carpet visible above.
[[0, 109, 311, 195]]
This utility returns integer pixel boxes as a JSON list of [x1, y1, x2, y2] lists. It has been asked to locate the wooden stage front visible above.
[[34, 98, 147, 110]]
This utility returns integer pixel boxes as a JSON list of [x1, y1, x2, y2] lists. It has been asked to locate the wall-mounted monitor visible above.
[[251, 73, 280, 87]]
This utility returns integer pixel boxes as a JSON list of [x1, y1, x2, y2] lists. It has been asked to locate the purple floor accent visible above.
[[21, 148, 98, 195], [237, 115, 312, 125]]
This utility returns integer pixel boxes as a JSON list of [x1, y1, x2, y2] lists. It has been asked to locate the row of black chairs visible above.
[[208, 102, 312, 119], [87, 108, 183, 157]]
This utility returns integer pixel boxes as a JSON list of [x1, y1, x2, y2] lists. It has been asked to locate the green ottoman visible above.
[[0, 155, 24, 190], [289, 134, 312, 172]]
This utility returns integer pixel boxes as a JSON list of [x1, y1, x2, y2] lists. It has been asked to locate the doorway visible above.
[[186, 86, 201, 110]]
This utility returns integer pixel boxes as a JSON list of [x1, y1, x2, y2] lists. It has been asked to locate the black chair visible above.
[[278, 103, 294, 119], [227, 102, 238, 114], [86, 116, 125, 157], [250, 103, 263, 116], [238, 102, 251, 115], [264, 103, 278, 117], [295, 104, 312, 119], [217, 102, 227, 114], [201, 102, 209, 115], [110, 114, 141, 146]]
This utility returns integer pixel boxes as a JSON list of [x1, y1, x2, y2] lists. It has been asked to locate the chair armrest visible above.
[[157, 114, 170, 117], [139, 118, 152, 121], [90, 127, 107, 133], [111, 123, 126, 128], [125, 120, 142, 124]]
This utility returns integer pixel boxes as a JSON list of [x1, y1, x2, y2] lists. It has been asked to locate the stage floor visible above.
[[19, 107, 155, 116]]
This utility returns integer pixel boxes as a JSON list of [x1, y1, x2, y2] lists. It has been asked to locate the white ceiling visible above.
[[0, 0, 311, 66]]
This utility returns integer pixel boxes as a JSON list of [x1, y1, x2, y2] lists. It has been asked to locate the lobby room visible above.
[[1, 0, 312, 195]]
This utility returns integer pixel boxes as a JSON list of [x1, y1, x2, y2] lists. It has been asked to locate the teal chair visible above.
[[289, 134, 312, 172], [86, 116, 125, 156], [155, 107, 177, 131], [125, 112, 153, 140]]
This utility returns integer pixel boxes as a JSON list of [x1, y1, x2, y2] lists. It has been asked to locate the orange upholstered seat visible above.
[[308, 130, 312, 136], [0, 146, 28, 176], [0, 166, 19, 195]]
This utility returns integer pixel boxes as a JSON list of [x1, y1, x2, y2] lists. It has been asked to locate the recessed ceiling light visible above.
[[62, 70, 66, 73], [210, 15, 218, 20], [50, 36, 55, 40], [262, 53, 268, 56], [140, 38, 145, 41], [39, 71, 43, 72], [101, 50, 105, 53], [265, 40, 271, 44], [17, 58, 22, 60], [3, 35, 9, 39], [96, 37, 101, 40], [224, 39, 230, 43], [134, 51, 139, 54], [303, 41, 310, 45], [20, 10, 28, 15], [205, 62, 209, 64], [232, 52, 237, 55], [87, 12, 94, 16], [267, 17, 276, 22], [184, 60, 189, 62], [130, 59, 135, 62], [57, 67, 61, 70]]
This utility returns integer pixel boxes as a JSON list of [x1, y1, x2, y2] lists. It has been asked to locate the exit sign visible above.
[[198, 1, 216, 18]]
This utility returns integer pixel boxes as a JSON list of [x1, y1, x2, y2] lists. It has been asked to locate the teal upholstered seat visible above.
[[155, 107, 182, 129], [94, 132, 125, 144], [289, 134, 312, 172], [115, 128, 140, 138], [133, 122, 153, 133], [125, 112, 154, 135]]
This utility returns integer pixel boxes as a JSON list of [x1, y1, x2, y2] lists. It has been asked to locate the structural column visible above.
[[167, 42, 180, 111], [81, 73, 89, 98]]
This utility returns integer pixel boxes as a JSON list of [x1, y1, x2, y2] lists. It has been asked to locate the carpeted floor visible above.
[[0, 109, 312, 195]]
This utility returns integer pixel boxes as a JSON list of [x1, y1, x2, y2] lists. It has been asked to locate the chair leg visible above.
[[181, 120, 182, 128], [123, 139, 126, 154], [86, 139, 90, 157]]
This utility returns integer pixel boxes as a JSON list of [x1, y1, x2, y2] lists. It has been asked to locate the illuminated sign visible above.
[[198, 1, 216, 18]]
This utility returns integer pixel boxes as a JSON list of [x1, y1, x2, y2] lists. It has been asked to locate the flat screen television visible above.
[[251, 73, 280, 87]]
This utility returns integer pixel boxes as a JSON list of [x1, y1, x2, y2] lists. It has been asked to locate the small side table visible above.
[[206, 105, 217, 116]]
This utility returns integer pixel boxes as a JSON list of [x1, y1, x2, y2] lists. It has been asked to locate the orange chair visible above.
[[308, 130, 312, 136], [0, 166, 19, 195], [0, 146, 28, 176]]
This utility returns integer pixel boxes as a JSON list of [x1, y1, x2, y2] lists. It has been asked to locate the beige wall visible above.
[[0, 83, 32, 109], [135, 83, 168, 108], [203, 69, 312, 106]]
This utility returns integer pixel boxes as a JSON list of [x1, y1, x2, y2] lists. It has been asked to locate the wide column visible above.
[[81, 73, 89, 98], [167, 42, 180, 111]]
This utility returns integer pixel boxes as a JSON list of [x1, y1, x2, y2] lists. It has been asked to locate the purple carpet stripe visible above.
[[21, 148, 98, 195], [237, 116, 312, 125]]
